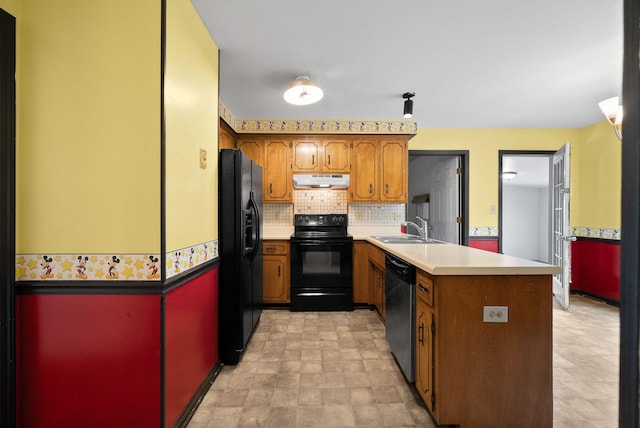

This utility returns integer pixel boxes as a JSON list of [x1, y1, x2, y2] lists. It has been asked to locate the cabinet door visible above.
[[264, 139, 291, 202], [219, 119, 236, 150], [351, 140, 379, 201], [380, 139, 407, 202], [416, 285, 435, 415], [352, 241, 369, 304], [323, 139, 350, 173], [263, 255, 289, 303], [292, 140, 320, 172], [237, 138, 264, 167]]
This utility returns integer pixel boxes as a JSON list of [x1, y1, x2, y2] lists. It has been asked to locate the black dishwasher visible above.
[[385, 253, 416, 383]]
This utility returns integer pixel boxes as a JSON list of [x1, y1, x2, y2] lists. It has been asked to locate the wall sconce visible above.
[[283, 75, 324, 106], [403, 92, 415, 118], [598, 96, 622, 140], [502, 171, 518, 181]]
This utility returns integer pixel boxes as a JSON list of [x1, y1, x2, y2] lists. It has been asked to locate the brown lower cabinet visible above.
[[414, 268, 553, 428], [263, 241, 290, 304], [368, 244, 386, 320]]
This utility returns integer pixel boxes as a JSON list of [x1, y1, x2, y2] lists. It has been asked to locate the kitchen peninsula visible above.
[[358, 234, 559, 428]]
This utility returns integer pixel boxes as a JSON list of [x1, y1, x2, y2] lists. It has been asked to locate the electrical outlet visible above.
[[490, 205, 497, 215], [483, 306, 508, 323], [199, 148, 207, 169]]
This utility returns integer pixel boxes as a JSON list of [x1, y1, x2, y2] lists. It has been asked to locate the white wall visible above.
[[502, 184, 550, 262]]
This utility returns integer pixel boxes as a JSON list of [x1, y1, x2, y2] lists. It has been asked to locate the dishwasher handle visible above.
[[385, 254, 415, 283]]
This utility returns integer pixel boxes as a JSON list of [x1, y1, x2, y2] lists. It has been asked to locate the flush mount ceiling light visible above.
[[403, 92, 415, 118], [283, 75, 323, 106], [502, 171, 518, 180], [598, 96, 623, 140]]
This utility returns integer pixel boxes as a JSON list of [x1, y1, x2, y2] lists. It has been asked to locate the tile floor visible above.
[[187, 295, 619, 427]]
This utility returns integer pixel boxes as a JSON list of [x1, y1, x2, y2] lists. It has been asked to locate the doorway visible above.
[[499, 151, 554, 263], [0, 7, 16, 427], [408, 150, 468, 245], [499, 146, 572, 310]]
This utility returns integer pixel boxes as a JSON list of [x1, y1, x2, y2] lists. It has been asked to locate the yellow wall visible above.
[[409, 128, 579, 227], [16, 0, 161, 254], [164, 0, 219, 252], [575, 121, 621, 229], [0, 0, 18, 16]]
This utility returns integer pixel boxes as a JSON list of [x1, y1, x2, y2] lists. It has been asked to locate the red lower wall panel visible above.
[[571, 239, 620, 302], [468, 239, 499, 253], [16, 294, 161, 428], [164, 267, 219, 427]]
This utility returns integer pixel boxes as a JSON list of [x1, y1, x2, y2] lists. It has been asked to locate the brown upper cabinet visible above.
[[237, 136, 292, 202], [263, 139, 292, 202], [237, 137, 264, 167], [291, 137, 350, 173], [219, 118, 236, 150], [351, 136, 408, 203]]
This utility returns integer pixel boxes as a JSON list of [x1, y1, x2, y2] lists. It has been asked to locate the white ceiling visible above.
[[502, 155, 551, 187], [192, 0, 623, 129]]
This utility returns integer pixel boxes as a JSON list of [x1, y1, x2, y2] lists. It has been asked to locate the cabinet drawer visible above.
[[263, 241, 288, 255], [416, 270, 434, 307]]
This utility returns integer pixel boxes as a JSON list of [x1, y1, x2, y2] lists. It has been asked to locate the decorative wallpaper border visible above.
[[15, 253, 162, 281], [469, 227, 499, 237], [468, 227, 621, 241], [165, 240, 218, 279], [571, 227, 620, 240], [220, 101, 417, 135]]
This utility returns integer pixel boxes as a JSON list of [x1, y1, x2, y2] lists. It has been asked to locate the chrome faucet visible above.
[[415, 216, 428, 239], [404, 216, 428, 239]]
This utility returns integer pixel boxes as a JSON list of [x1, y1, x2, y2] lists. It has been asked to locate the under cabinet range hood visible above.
[[292, 174, 350, 189]]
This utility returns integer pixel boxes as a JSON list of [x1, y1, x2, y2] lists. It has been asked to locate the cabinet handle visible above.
[[312, 154, 315, 165], [369, 183, 373, 194], [385, 183, 389, 194], [418, 322, 424, 345], [328, 154, 331, 165], [277, 265, 281, 277], [269, 183, 273, 194], [266, 247, 276, 253]]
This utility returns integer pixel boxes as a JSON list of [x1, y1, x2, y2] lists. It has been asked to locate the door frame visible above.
[[498, 150, 555, 256], [0, 7, 16, 427], [408, 150, 469, 246], [619, 0, 639, 424]]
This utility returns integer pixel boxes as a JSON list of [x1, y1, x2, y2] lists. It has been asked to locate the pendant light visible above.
[[283, 75, 323, 106], [403, 92, 415, 118]]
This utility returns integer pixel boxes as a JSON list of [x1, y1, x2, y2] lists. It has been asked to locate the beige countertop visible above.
[[363, 236, 560, 276], [263, 224, 560, 276], [263, 225, 294, 240]]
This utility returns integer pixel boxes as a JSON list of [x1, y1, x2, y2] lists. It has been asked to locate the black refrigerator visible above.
[[219, 149, 263, 364]]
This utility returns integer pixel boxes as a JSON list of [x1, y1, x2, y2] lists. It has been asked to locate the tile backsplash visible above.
[[263, 190, 405, 226]]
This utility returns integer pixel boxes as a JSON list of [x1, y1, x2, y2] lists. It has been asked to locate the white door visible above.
[[552, 144, 572, 310], [430, 157, 461, 244]]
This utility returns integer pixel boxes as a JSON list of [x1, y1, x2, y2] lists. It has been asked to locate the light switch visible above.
[[199, 148, 207, 169], [483, 306, 508, 323]]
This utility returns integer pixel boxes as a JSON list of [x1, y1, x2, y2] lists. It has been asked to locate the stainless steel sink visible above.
[[371, 235, 445, 244]]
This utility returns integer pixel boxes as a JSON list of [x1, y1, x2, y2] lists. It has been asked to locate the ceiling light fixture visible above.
[[403, 92, 415, 118], [598, 96, 622, 140], [502, 171, 518, 180], [283, 75, 323, 106]]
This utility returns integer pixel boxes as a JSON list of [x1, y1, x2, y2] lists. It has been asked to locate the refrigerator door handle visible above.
[[247, 192, 261, 260]]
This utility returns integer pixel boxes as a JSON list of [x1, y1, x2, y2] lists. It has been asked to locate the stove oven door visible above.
[[290, 238, 353, 311]]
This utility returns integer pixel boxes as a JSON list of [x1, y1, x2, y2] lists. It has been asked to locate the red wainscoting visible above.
[[164, 267, 219, 427], [468, 238, 499, 253], [16, 294, 162, 428], [571, 239, 620, 303]]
